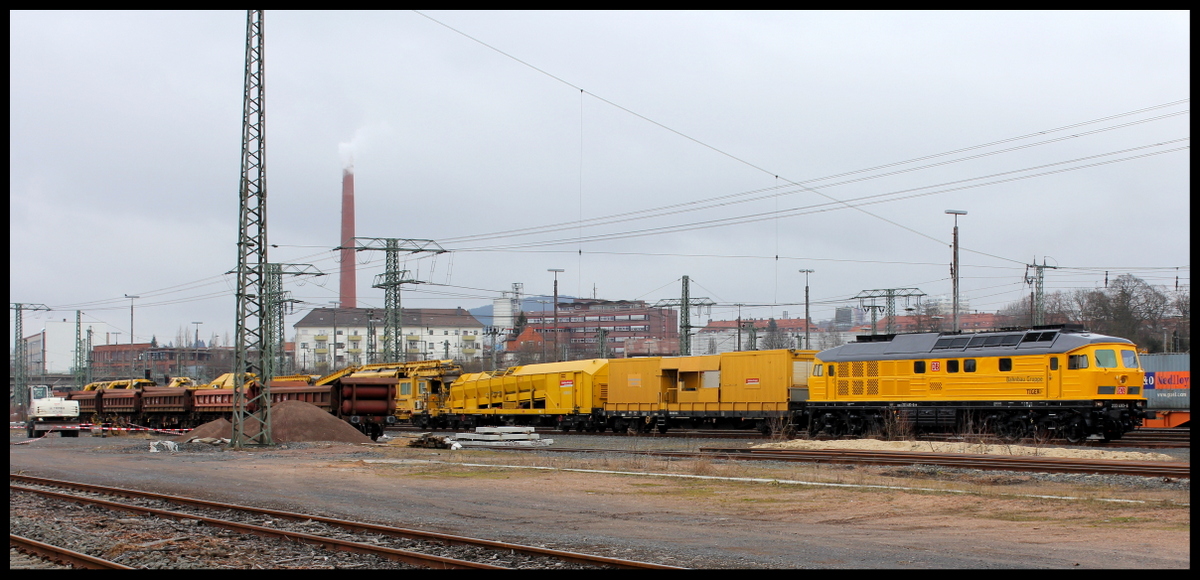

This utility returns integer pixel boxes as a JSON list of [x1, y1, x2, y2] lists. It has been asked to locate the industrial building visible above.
[[517, 298, 679, 361]]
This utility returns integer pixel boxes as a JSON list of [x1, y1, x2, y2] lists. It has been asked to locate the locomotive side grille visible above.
[[837, 380, 849, 396], [852, 379, 864, 396], [852, 362, 864, 378], [929, 381, 943, 392], [867, 361, 879, 377], [867, 378, 879, 395]]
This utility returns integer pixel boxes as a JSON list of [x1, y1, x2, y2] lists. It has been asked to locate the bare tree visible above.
[[1071, 275, 1170, 350], [996, 291, 1074, 328], [761, 319, 791, 350]]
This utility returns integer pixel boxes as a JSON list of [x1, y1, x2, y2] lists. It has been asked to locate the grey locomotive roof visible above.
[[816, 328, 1134, 363]]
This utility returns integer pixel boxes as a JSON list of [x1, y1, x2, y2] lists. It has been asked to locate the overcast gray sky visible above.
[[10, 10, 1190, 348]]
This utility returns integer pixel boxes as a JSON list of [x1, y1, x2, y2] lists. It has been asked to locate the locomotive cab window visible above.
[[1121, 350, 1139, 369], [1068, 354, 1089, 369], [1094, 349, 1119, 368], [1049, 357, 1059, 370], [812, 365, 824, 377], [998, 358, 1012, 372], [914, 361, 926, 373], [964, 359, 977, 372], [947, 360, 959, 373]]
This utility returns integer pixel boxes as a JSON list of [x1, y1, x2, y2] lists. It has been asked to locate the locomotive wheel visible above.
[[1063, 422, 1086, 443], [1059, 416, 1087, 443]]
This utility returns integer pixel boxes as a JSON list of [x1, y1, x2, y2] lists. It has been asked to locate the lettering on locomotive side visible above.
[[1026, 389, 1041, 395], [1005, 376, 1044, 382]]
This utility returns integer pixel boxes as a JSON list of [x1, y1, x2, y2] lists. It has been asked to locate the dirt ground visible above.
[[9, 432, 1191, 569], [755, 437, 1181, 461]]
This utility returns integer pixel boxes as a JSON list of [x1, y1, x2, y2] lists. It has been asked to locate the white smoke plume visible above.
[[338, 142, 354, 173]]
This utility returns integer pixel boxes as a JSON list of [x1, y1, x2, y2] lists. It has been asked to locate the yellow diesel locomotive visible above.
[[808, 325, 1152, 441]]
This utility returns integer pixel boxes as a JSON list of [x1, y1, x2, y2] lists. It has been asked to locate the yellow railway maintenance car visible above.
[[605, 349, 817, 435], [808, 325, 1152, 442], [432, 359, 609, 431]]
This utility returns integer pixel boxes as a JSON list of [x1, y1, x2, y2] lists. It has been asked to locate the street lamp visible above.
[[548, 269, 564, 362], [799, 269, 814, 350], [945, 210, 967, 334], [124, 294, 139, 378]]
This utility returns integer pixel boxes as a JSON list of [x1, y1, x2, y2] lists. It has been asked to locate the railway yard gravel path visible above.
[[9, 430, 1190, 569]]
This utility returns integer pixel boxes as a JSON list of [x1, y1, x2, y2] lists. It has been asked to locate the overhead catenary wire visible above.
[[412, 11, 1186, 264]]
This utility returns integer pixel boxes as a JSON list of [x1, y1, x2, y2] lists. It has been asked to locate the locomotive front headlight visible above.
[[1117, 374, 1127, 384]]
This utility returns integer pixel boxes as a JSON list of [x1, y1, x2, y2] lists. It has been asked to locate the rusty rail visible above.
[[10, 534, 135, 570], [10, 475, 684, 570]]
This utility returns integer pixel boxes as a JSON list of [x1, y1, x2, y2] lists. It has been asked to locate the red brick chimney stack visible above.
[[339, 164, 356, 309]]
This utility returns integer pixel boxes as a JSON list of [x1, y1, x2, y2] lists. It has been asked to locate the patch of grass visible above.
[[979, 511, 1057, 522], [737, 497, 787, 504]]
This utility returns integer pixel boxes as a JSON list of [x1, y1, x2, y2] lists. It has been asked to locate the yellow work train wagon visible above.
[[808, 325, 1152, 441], [604, 349, 817, 435], [436, 359, 609, 431]]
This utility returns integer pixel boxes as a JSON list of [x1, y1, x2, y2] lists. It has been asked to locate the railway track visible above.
[[485, 445, 1190, 478], [387, 425, 1190, 448], [10, 535, 134, 569], [10, 475, 685, 570]]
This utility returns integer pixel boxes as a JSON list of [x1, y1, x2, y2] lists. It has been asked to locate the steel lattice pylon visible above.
[[232, 9, 270, 448], [854, 288, 925, 335], [340, 237, 446, 363], [653, 275, 713, 356], [11, 302, 50, 418], [74, 311, 87, 389], [1025, 259, 1058, 326], [263, 263, 322, 377]]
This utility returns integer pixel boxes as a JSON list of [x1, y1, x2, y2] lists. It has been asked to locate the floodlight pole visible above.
[[548, 269, 564, 362], [799, 269, 814, 349], [946, 210, 967, 334]]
